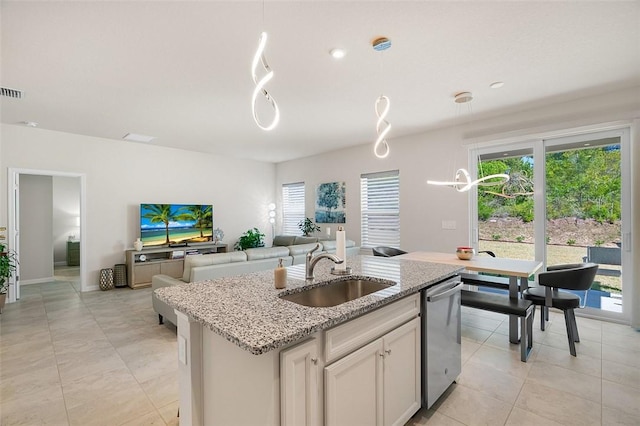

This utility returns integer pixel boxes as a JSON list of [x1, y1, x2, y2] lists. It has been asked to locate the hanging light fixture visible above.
[[372, 37, 391, 158], [251, 0, 279, 132], [427, 92, 509, 192], [427, 168, 510, 192]]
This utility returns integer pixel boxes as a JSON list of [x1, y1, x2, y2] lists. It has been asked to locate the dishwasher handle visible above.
[[426, 282, 463, 303]]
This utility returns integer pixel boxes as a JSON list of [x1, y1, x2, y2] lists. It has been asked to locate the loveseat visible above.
[[152, 235, 359, 326]]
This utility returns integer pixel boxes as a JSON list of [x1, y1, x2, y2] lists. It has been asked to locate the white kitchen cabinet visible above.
[[325, 338, 383, 426], [280, 338, 321, 426], [383, 317, 421, 426], [324, 317, 421, 426]]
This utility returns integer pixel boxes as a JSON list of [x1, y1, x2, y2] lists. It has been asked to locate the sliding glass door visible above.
[[472, 128, 631, 321], [544, 132, 629, 317]]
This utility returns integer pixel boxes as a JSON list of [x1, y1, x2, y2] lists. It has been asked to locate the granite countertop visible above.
[[154, 255, 462, 355]]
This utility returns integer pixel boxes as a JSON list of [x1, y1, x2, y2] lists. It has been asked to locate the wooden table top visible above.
[[400, 251, 543, 278]]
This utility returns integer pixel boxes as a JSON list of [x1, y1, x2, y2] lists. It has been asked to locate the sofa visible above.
[[152, 235, 359, 326]]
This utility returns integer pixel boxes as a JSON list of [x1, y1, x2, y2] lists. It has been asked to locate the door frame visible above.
[[469, 126, 632, 323], [7, 168, 87, 302]]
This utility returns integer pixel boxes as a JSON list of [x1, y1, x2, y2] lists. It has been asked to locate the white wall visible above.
[[19, 174, 54, 283], [53, 176, 81, 264], [1, 124, 276, 291], [275, 125, 470, 253]]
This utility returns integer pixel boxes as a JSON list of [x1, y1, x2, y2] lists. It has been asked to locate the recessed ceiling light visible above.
[[23, 121, 38, 127], [330, 48, 346, 59], [490, 81, 504, 89], [123, 133, 156, 143]]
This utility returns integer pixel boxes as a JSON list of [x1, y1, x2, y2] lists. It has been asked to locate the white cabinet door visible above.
[[382, 317, 421, 426], [281, 338, 320, 426], [325, 339, 384, 426]]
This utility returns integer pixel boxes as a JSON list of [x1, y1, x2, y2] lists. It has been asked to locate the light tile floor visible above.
[[1, 269, 639, 425]]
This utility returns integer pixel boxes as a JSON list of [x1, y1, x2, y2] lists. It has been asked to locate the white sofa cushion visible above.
[[182, 251, 247, 282], [287, 242, 321, 256], [272, 235, 296, 246], [244, 246, 290, 261], [293, 236, 318, 245]]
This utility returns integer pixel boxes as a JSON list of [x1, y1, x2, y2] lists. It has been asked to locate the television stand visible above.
[[125, 242, 228, 289]]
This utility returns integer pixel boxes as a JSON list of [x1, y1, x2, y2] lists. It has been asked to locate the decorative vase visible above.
[[133, 238, 143, 251]]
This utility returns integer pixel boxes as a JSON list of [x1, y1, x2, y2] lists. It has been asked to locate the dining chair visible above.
[[522, 263, 599, 356], [372, 246, 407, 257]]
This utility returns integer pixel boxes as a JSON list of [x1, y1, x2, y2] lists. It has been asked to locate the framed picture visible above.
[[315, 181, 346, 223]]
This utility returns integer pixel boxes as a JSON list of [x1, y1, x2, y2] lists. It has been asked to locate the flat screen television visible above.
[[140, 204, 213, 247]]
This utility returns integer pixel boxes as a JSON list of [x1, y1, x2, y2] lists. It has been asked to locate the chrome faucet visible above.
[[306, 243, 343, 280]]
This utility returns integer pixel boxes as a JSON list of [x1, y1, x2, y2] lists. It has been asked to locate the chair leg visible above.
[[540, 305, 546, 331], [569, 309, 580, 342], [544, 306, 549, 321], [563, 310, 577, 356], [158, 314, 164, 325]]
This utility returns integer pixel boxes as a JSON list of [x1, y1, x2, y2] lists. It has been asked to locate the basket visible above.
[[99, 268, 114, 291], [113, 264, 127, 288]]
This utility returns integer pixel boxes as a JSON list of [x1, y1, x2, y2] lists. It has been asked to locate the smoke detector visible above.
[[454, 92, 473, 104]]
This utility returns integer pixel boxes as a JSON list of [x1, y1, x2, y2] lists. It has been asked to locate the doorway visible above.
[[471, 128, 632, 323], [7, 168, 87, 303]]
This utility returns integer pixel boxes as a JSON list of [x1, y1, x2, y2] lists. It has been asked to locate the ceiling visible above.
[[2, 1, 639, 163]]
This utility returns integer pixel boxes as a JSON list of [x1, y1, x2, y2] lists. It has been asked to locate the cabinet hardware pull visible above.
[[310, 358, 318, 365], [385, 349, 392, 355], [379, 353, 385, 358]]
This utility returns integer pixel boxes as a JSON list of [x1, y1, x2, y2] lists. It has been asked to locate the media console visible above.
[[125, 243, 228, 289]]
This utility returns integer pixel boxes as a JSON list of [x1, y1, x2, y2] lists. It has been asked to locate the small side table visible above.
[[67, 240, 80, 266]]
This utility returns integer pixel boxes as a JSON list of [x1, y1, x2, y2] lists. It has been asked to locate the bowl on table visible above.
[[456, 246, 475, 260]]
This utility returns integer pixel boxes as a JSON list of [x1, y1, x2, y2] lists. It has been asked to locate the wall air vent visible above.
[[0, 87, 24, 99]]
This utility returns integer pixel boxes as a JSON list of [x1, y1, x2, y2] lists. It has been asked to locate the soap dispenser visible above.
[[274, 258, 287, 289]]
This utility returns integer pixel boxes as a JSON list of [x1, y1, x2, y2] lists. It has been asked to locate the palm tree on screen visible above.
[[141, 204, 186, 244], [179, 205, 213, 238]]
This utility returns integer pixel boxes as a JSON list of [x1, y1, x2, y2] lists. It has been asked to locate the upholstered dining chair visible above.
[[522, 263, 599, 356], [372, 246, 407, 257]]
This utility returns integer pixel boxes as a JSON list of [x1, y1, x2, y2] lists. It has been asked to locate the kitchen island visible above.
[[154, 255, 462, 426]]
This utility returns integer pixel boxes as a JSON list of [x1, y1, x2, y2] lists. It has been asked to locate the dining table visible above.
[[400, 251, 543, 344]]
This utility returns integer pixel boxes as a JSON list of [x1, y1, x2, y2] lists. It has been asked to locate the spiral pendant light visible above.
[[372, 37, 392, 158], [427, 92, 510, 192], [251, 30, 279, 131], [374, 95, 391, 158]]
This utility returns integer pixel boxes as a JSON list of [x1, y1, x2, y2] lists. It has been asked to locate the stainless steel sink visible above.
[[280, 278, 395, 307]]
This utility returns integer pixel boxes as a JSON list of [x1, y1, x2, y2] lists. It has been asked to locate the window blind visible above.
[[282, 182, 305, 236], [360, 170, 400, 248]]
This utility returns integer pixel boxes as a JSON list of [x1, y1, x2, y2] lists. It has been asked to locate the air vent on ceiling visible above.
[[1, 87, 24, 99]]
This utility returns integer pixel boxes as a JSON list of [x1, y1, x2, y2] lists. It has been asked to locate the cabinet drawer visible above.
[[134, 263, 161, 284], [324, 293, 419, 364]]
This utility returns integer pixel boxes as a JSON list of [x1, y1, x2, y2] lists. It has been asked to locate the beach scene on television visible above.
[[140, 204, 213, 247]]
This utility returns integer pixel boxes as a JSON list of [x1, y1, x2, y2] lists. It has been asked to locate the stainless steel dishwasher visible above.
[[421, 276, 463, 409]]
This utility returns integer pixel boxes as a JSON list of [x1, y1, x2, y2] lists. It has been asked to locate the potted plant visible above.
[[298, 218, 320, 237], [234, 228, 265, 251], [0, 243, 18, 313]]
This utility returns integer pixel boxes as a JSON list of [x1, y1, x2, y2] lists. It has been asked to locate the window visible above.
[[282, 182, 305, 235], [360, 170, 400, 248], [471, 128, 632, 322]]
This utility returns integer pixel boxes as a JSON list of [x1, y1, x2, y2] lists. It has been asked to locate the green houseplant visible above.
[[298, 218, 320, 237], [234, 228, 265, 251], [0, 243, 18, 313]]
